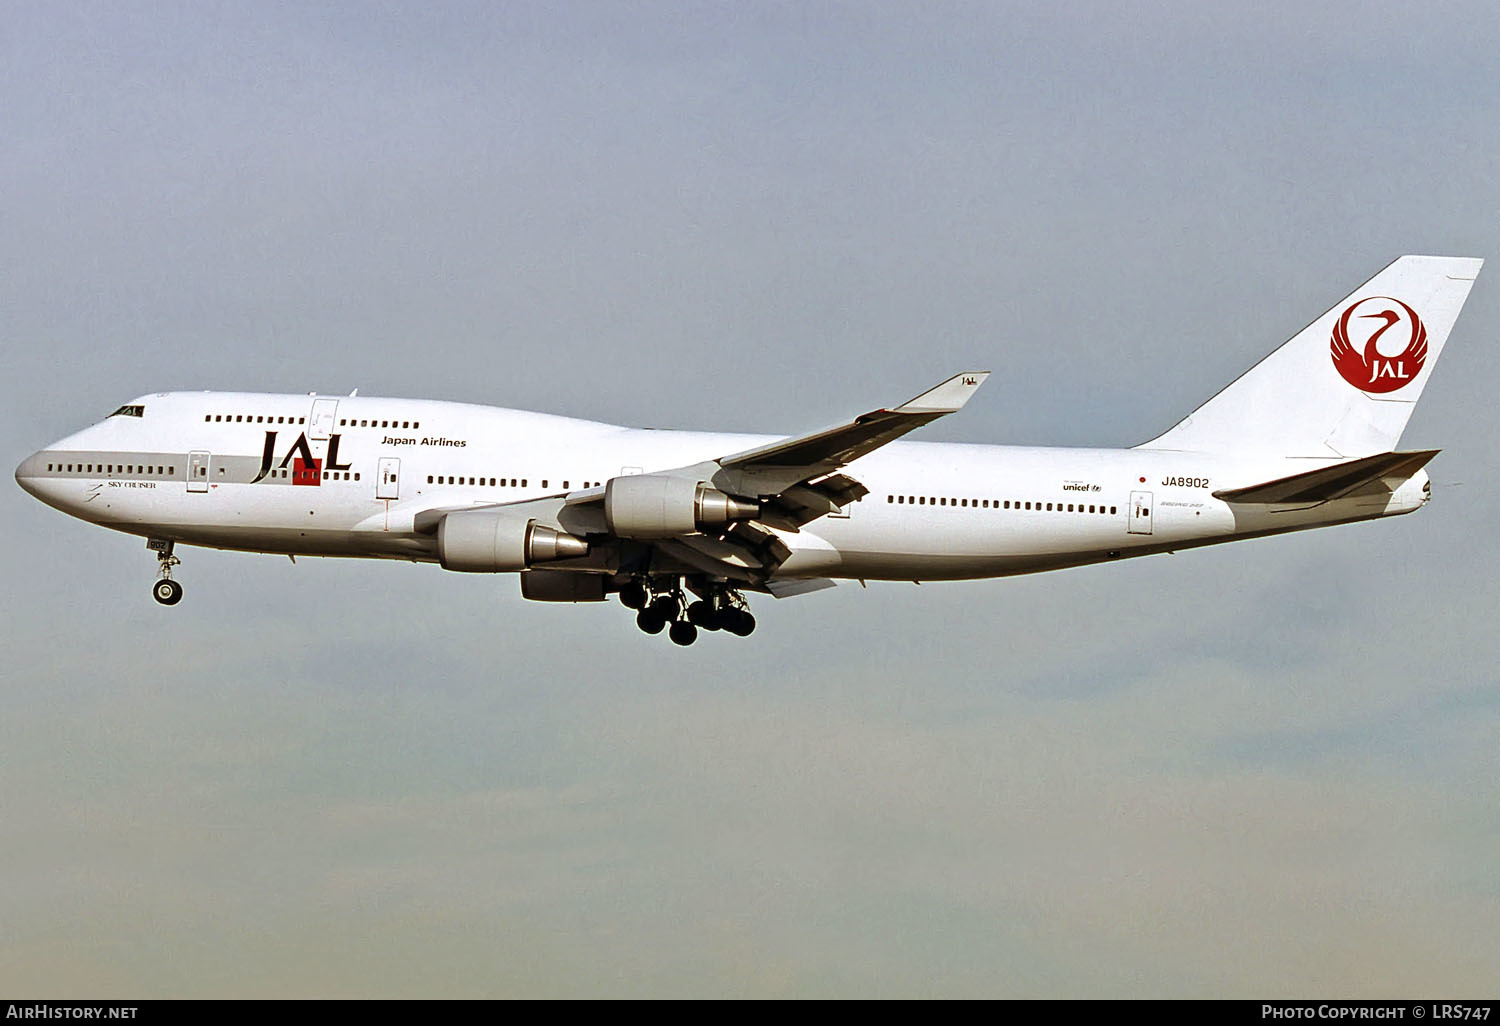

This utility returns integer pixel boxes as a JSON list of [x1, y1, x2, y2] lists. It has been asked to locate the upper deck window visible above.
[[109, 404, 144, 418]]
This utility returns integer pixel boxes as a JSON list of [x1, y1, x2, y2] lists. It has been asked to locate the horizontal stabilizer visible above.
[[1212, 450, 1438, 504]]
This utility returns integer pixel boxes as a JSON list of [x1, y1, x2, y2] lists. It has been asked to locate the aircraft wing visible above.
[[720, 371, 991, 473], [421, 371, 990, 588], [641, 370, 989, 582], [706, 371, 989, 527]]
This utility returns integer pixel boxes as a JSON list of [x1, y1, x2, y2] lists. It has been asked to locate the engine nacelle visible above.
[[604, 474, 760, 539], [437, 510, 590, 573]]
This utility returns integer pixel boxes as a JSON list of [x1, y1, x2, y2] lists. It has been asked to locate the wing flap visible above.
[[656, 538, 761, 582], [759, 474, 872, 531]]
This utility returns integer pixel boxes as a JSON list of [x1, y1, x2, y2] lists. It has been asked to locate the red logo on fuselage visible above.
[[292, 456, 322, 486], [1330, 297, 1427, 393]]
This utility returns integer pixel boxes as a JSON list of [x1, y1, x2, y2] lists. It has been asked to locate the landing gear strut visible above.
[[627, 576, 754, 643], [149, 538, 183, 606], [632, 581, 687, 640]]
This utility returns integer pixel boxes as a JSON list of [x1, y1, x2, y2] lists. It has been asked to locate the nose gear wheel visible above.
[[149, 539, 183, 606]]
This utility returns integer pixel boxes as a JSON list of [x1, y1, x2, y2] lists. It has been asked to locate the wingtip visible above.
[[895, 371, 991, 414]]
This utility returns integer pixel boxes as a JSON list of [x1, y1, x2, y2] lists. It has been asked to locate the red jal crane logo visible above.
[[1330, 296, 1427, 393]]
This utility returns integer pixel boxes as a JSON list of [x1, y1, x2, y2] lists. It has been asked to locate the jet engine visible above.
[[604, 474, 759, 539], [437, 510, 589, 573]]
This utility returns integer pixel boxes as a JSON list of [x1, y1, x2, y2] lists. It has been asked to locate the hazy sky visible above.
[[3, 1, 1498, 997]]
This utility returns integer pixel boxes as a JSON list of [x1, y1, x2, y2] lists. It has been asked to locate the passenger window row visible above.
[[424, 477, 603, 491], [888, 495, 1117, 515], [341, 418, 420, 429], [205, 414, 306, 424], [48, 463, 175, 476], [200, 413, 423, 429], [247, 468, 361, 481], [429, 475, 527, 487]]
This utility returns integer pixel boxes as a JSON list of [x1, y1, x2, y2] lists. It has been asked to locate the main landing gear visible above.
[[149, 538, 183, 606], [619, 577, 755, 645]]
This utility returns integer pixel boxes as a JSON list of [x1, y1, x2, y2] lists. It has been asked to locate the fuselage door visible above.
[[188, 450, 211, 493], [309, 398, 339, 441], [1128, 490, 1153, 535], [377, 457, 400, 500]]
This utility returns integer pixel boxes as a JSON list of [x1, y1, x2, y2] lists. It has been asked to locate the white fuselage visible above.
[[15, 391, 1428, 583]]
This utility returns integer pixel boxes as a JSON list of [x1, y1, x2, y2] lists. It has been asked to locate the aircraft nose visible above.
[[15, 450, 71, 511], [15, 451, 43, 499]]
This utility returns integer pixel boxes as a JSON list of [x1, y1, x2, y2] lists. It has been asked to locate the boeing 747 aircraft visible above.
[[15, 256, 1482, 644]]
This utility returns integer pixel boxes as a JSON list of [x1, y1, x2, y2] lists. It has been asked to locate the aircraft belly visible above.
[[131, 520, 434, 559], [795, 502, 1231, 581], [63, 475, 434, 558], [789, 522, 1120, 581], [68, 485, 434, 558], [807, 549, 1109, 581]]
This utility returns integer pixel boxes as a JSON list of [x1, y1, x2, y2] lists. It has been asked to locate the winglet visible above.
[[894, 372, 990, 414]]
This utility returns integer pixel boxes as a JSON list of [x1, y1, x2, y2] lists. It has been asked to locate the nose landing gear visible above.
[[148, 538, 183, 606]]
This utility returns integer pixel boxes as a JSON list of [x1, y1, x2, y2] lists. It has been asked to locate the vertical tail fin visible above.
[[1137, 256, 1482, 457]]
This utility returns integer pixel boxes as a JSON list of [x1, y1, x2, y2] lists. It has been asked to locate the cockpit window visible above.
[[109, 404, 145, 418]]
